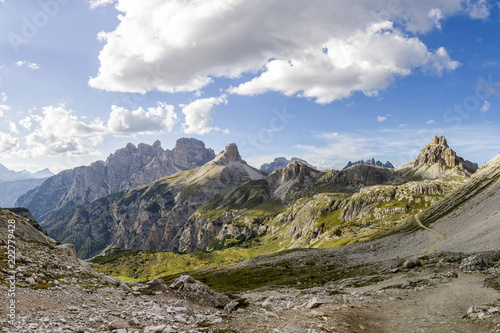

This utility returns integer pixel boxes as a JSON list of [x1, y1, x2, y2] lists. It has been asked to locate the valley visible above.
[[1, 135, 499, 333]]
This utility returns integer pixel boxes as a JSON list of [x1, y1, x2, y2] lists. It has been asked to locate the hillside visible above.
[[0, 209, 241, 332], [418, 152, 500, 252], [188, 136, 473, 252], [16, 138, 215, 225]]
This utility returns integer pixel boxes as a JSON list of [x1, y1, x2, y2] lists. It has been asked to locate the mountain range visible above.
[[15, 138, 215, 222], [0, 164, 54, 207], [18, 135, 480, 260], [0, 163, 53, 181], [343, 158, 395, 170]]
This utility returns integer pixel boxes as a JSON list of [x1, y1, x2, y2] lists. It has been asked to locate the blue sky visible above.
[[0, 0, 499, 173]]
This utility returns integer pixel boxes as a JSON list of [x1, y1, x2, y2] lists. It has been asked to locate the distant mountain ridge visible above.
[[0, 178, 48, 208], [0, 163, 53, 181], [343, 158, 394, 170], [260, 157, 312, 174], [16, 138, 215, 222]]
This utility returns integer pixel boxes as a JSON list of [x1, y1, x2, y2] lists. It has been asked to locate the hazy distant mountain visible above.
[[343, 158, 394, 170], [0, 163, 53, 181], [0, 178, 48, 208], [260, 157, 312, 174], [16, 138, 215, 223], [0, 164, 53, 207]]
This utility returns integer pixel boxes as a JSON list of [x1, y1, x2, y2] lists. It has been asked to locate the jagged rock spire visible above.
[[222, 143, 241, 161], [431, 135, 448, 147]]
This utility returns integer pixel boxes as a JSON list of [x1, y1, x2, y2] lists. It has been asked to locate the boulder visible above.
[[403, 258, 422, 269], [169, 275, 230, 308]]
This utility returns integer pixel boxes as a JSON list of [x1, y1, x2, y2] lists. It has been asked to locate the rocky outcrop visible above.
[[343, 158, 395, 170], [260, 157, 312, 174], [414, 136, 478, 173], [460, 256, 489, 272], [16, 138, 215, 225]]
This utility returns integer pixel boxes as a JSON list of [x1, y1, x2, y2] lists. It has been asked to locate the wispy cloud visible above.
[[480, 100, 491, 114], [16, 61, 40, 70]]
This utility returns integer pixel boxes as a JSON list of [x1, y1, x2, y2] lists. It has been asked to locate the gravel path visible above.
[[415, 215, 446, 257]]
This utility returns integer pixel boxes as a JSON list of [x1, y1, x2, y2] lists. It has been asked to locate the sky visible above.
[[0, 0, 500, 173]]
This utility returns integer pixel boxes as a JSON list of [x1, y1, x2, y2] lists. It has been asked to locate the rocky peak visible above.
[[431, 135, 448, 147], [153, 140, 161, 148], [261, 157, 312, 174], [281, 161, 316, 182], [220, 143, 241, 162], [414, 136, 478, 173], [125, 142, 137, 151], [172, 138, 216, 169]]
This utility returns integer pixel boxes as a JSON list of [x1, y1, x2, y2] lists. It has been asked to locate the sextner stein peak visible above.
[[415, 135, 478, 173]]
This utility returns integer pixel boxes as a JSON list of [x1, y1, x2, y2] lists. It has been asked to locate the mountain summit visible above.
[[216, 143, 242, 162], [414, 135, 478, 173]]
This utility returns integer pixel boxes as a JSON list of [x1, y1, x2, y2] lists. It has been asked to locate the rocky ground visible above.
[[1, 240, 499, 332]]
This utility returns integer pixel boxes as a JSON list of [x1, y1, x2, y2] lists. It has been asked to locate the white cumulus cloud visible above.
[[20, 102, 180, 157], [377, 116, 387, 122], [23, 105, 106, 157], [19, 116, 32, 130], [89, 0, 481, 104], [108, 102, 178, 135], [181, 95, 228, 135]]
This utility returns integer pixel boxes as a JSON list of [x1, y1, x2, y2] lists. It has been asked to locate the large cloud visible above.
[[89, 0, 485, 103]]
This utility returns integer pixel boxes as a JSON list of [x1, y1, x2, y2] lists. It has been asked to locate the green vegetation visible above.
[[162, 258, 382, 293], [91, 247, 265, 281]]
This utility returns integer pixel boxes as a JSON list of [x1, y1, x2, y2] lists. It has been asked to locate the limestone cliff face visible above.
[[50, 144, 264, 259], [16, 138, 215, 225]]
